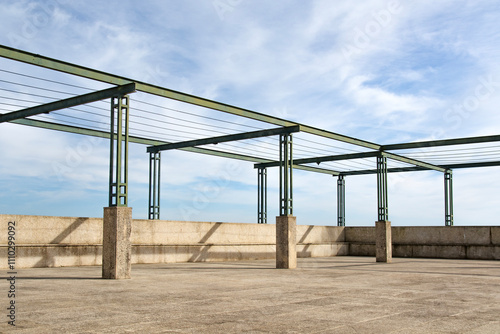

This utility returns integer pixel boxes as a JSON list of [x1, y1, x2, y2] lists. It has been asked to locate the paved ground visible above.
[[1, 256, 499, 333]]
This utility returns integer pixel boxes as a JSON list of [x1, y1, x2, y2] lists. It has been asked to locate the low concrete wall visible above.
[[0, 215, 347, 269], [1, 215, 498, 269], [346, 226, 500, 260]]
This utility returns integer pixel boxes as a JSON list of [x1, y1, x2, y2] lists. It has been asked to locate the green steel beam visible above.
[[7, 117, 340, 174], [255, 150, 442, 174], [6, 117, 269, 162], [3, 45, 490, 176], [340, 161, 500, 176], [0, 83, 136, 123], [381, 152, 447, 173], [382, 134, 500, 150], [147, 125, 301, 153], [441, 161, 500, 169], [341, 167, 424, 176], [0, 44, 380, 150], [293, 165, 340, 175], [255, 151, 378, 169]]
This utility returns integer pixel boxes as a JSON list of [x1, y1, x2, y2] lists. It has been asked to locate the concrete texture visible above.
[[102, 207, 132, 279], [2, 214, 500, 270], [376, 221, 392, 263], [347, 226, 500, 260], [276, 215, 297, 269], [2, 256, 499, 333], [0, 215, 346, 269]]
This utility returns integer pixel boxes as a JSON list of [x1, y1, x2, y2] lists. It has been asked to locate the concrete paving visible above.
[[1, 256, 500, 333]]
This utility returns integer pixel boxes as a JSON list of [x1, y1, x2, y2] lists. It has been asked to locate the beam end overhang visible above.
[[0, 82, 136, 123], [147, 125, 301, 153]]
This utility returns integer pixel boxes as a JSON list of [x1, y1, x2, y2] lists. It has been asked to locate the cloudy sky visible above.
[[0, 0, 499, 226]]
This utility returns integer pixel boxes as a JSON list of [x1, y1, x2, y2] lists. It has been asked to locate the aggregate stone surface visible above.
[[1, 256, 499, 333]]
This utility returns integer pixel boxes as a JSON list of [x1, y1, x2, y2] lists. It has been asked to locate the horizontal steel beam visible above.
[[6, 117, 271, 163], [341, 167, 425, 176], [0, 45, 380, 150], [255, 150, 444, 174], [382, 134, 500, 150], [147, 125, 301, 153], [8, 118, 340, 175], [293, 165, 340, 175], [340, 161, 500, 176], [0, 83, 136, 123], [255, 151, 378, 169], [441, 161, 500, 169], [381, 152, 447, 173]]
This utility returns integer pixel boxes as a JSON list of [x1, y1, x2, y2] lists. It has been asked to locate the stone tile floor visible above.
[[1, 256, 499, 333]]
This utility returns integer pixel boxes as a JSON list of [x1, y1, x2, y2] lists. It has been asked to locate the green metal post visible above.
[[377, 155, 388, 221], [109, 95, 129, 207], [279, 134, 293, 216], [257, 167, 268, 224], [337, 175, 346, 226], [444, 170, 454, 226], [149, 152, 161, 220]]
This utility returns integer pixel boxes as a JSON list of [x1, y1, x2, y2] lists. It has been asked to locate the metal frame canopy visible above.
[[1, 44, 499, 226]]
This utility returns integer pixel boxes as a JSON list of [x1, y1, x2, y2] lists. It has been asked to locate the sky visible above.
[[0, 0, 499, 226]]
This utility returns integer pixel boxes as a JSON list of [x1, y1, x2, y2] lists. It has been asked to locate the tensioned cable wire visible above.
[[0, 93, 449, 170], [0, 70, 374, 161], [133, 99, 375, 157], [2, 102, 278, 158], [0, 79, 77, 96], [1, 69, 377, 155], [406, 151, 500, 159], [0, 70, 416, 168], [0, 69, 367, 150], [62, 102, 355, 159], [392, 144, 500, 155], [0, 69, 96, 91]]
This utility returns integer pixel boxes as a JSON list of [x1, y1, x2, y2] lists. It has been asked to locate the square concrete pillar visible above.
[[102, 207, 132, 279], [276, 215, 297, 269], [376, 220, 392, 263]]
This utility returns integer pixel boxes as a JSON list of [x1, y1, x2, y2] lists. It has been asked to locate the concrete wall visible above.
[[0, 215, 347, 269], [346, 226, 500, 260], [1, 214, 498, 269]]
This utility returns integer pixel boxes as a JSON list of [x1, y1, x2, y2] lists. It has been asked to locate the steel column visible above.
[[109, 95, 130, 207], [148, 152, 161, 220], [444, 170, 454, 226], [279, 134, 293, 216], [337, 175, 346, 226], [377, 155, 388, 221], [257, 167, 268, 224]]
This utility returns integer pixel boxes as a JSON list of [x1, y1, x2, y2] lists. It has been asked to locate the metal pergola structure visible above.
[[1, 44, 499, 226]]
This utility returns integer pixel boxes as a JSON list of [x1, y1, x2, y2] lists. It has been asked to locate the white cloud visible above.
[[0, 0, 499, 224]]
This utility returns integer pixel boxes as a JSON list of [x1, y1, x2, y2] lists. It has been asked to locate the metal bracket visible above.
[[149, 152, 161, 220]]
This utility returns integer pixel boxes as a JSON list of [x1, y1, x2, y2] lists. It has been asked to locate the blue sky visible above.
[[0, 0, 499, 226]]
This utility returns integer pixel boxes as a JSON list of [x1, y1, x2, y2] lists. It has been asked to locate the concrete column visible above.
[[376, 220, 392, 263], [102, 207, 132, 279], [276, 215, 297, 269]]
